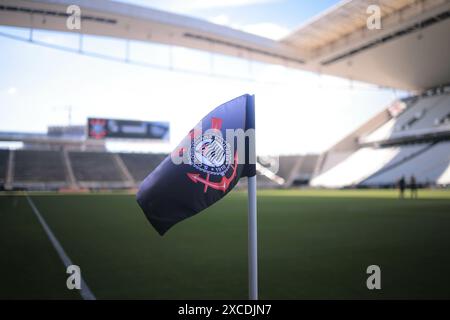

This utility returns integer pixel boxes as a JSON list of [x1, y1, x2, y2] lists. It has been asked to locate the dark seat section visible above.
[[14, 150, 66, 182], [119, 153, 167, 182], [69, 151, 124, 182], [0, 149, 9, 182]]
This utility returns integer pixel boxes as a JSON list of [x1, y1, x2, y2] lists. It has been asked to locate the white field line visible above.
[[25, 194, 96, 300]]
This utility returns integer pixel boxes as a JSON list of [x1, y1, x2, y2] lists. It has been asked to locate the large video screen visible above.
[[87, 118, 169, 140]]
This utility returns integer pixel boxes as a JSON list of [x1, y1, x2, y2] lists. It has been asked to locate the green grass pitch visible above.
[[1, 189, 450, 299]]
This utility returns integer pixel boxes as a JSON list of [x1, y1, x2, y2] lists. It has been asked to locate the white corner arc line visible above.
[[26, 194, 96, 300]]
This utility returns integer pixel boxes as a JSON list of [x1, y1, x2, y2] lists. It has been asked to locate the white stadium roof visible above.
[[1, 0, 449, 91], [282, 0, 436, 51]]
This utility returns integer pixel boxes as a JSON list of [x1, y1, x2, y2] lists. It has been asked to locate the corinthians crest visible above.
[[186, 117, 238, 193]]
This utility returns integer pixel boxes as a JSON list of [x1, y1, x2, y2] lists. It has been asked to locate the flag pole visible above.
[[247, 94, 258, 300], [248, 175, 258, 300]]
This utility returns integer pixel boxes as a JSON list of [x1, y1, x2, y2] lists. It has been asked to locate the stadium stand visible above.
[[257, 174, 281, 187], [0, 149, 174, 190], [3, 148, 300, 190], [360, 92, 450, 144], [291, 154, 319, 186], [14, 150, 67, 183], [315, 151, 353, 176], [0, 149, 9, 184], [119, 153, 167, 182], [311, 144, 433, 187], [237, 174, 281, 189], [398, 95, 450, 131], [311, 146, 400, 188], [277, 156, 300, 181], [300, 155, 319, 175], [272, 154, 320, 186], [69, 151, 124, 183], [257, 154, 318, 187], [6, 91, 446, 191], [362, 142, 450, 187], [437, 162, 450, 185], [312, 88, 450, 188]]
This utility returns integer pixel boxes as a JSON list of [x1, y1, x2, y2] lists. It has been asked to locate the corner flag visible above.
[[137, 94, 256, 235], [136, 94, 258, 299]]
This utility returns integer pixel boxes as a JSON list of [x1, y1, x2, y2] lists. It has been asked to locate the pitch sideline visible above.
[[25, 194, 96, 300]]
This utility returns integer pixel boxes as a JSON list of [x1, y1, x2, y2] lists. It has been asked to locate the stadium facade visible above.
[[0, 0, 449, 190]]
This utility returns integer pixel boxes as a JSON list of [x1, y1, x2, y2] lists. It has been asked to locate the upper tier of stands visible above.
[[14, 150, 67, 182], [361, 92, 450, 144]]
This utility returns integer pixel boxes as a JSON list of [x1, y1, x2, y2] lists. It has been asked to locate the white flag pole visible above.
[[247, 94, 258, 300], [248, 175, 258, 300]]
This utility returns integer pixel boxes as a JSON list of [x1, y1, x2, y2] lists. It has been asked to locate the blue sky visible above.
[[116, 0, 342, 39], [0, 0, 403, 155]]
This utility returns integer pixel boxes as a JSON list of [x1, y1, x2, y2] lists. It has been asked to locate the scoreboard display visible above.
[[87, 118, 169, 140]]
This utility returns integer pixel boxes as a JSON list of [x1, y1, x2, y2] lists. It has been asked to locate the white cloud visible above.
[[7, 87, 18, 95]]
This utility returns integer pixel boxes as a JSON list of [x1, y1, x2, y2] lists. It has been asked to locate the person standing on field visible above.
[[410, 175, 418, 199], [398, 176, 406, 199]]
